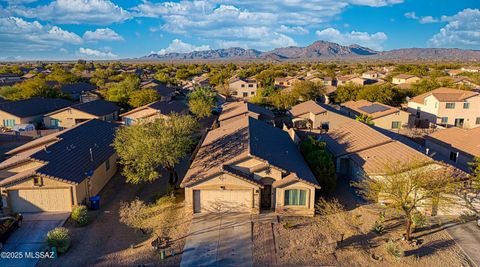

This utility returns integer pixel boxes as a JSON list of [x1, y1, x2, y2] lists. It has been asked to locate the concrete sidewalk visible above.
[[180, 212, 252, 267], [445, 220, 480, 267]]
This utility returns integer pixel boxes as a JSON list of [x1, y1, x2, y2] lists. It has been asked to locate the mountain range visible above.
[[142, 41, 480, 61]]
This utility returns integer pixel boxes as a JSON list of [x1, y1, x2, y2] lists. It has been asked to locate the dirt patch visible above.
[[253, 222, 276, 266], [271, 206, 474, 266]]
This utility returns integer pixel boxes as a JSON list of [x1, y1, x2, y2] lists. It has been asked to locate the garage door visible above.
[[193, 189, 252, 213], [9, 188, 72, 213]]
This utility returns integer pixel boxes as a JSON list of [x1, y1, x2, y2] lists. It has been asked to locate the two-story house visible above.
[[229, 77, 258, 99], [181, 117, 320, 216], [407, 87, 480, 128], [341, 100, 412, 131]]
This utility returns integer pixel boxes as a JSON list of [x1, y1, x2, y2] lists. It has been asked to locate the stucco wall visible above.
[[275, 182, 316, 217]]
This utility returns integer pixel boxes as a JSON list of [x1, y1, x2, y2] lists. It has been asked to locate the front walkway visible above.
[[181, 212, 252, 267]]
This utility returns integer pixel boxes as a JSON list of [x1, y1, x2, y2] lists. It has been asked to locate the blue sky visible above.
[[0, 0, 479, 60]]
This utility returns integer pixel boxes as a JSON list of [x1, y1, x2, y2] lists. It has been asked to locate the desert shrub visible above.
[[372, 221, 385, 234], [315, 197, 345, 216], [119, 198, 148, 231], [283, 221, 295, 230], [412, 212, 427, 229], [46, 227, 71, 254], [385, 240, 404, 258], [71, 205, 88, 226]]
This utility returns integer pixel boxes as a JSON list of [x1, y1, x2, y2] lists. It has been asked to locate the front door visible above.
[[261, 185, 272, 210], [454, 118, 464, 128]]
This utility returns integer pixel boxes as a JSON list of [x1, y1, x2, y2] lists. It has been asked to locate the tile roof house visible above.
[[218, 101, 274, 126], [229, 77, 258, 99], [120, 100, 188, 125], [425, 127, 480, 172], [392, 74, 420, 85], [406, 87, 480, 128], [182, 117, 319, 216], [0, 97, 72, 129], [44, 99, 120, 128], [288, 100, 328, 129], [0, 119, 118, 212], [140, 79, 176, 101], [341, 100, 412, 131], [60, 82, 97, 101]]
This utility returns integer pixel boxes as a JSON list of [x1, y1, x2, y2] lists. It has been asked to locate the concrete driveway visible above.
[[445, 220, 480, 266], [0, 212, 69, 267], [181, 212, 252, 267]]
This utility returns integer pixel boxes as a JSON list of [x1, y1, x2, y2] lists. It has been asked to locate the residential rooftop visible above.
[[426, 127, 480, 158], [410, 87, 479, 104], [342, 100, 400, 119], [0, 97, 72, 118]]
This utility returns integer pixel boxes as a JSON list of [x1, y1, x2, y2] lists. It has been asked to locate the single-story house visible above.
[[392, 74, 420, 85], [44, 99, 120, 128], [218, 101, 274, 126], [0, 97, 72, 129], [0, 119, 118, 212], [362, 71, 380, 80], [181, 117, 320, 216], [288, 100, 329, 129], [140, 79, 176, 101], [341, 100, 412, 130], [192, 76, 211, 88], [425, 127, 480, 172], [60, 82, 97, 101], [120, 100, 188, 125]]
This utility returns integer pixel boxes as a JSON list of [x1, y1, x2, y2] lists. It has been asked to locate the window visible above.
[[3, 119, 15, 127], [441, 117, 448, 124], [33, 177, 43, 186], [455, 118, 464, 128], [391, 121, 401, 129], [105, 158, 110, 171], [242, 92, 248, 98], [51, 119, 60, 128], [284, 189, 307, 206], [251, 91, 255, 95], [476, 117, 480, 125], [416, 107, 421, 119], [463, 102, 470, 109], [248, 84, 254, 88], [445, 103, 455, 109], [449, 151, 458, 162], [241, 84, 245, 88]]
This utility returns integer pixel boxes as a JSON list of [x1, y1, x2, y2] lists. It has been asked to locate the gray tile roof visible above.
[[148, 100, 188, 115], [60, 82, 96, 94], [71, 99, 120, 116], [0, 97, 72, 118], [31, 119, 117, 184]]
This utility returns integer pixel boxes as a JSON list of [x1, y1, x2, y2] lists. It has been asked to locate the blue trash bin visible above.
[[89, 195, 100, 210]]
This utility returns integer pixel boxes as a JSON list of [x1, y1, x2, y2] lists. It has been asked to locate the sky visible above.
[[0, 0, 479, 60]]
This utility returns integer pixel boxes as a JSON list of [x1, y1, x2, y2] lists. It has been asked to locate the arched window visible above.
[[284, 189, 307, 206]]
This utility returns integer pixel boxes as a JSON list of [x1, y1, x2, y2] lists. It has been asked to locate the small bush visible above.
[[46, 227, 71, 254], [71, 205, 88, 226], [385, 240, 404, 258], [372, 221, 385, 234], [119, 198, 148, 230], [283, 221, 295, 230], [315, 197, 345, 216], [412, 212, 427, 229]]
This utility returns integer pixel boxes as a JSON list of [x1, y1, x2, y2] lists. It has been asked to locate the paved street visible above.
[[445, 220, 480, 267], [0, 212, 69, 267], [181, 212, 252, 267]]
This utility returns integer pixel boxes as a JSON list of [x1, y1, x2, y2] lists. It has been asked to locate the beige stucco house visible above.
[[288, 100, 329, 129], [44, 99, 120, 128], [392, 74, 420, 85], [0, 119, 118, 213], [182, 117, 320, 217], [406, 87, 480, 128], [342, 100, 412, 130], [120, 100, 188, 125], [0, 97, 72, 129], [362, 71, 379, 80], [229, 77, 258, 99]]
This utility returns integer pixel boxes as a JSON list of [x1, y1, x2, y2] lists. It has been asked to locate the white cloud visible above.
[[78, 47, 117, 58], [1, 0, 37, 4], [279, 25, 309, 35], [429, 8, 480, 48], [0, 16, 82, 51], [10, 0, 131, 25], [405, 11, 440, 24], [348, 0, 403, 7], [83, 28, 123, 41], [153, 39, 211, 55], [315, 27, 387, 50]]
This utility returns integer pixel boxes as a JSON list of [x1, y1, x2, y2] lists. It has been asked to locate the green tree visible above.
[[14, 77, 62, 99], [291, 80, 324, 101], [106, 75, 140, 106], [128, 88, 160, 108], [355, 114, 374, 125], [335, 84, 360, 103], [188, 87, 216, 118], [0, 86, 22, 100], [270, 90, 297, 109], [114, 114, 199, 184], [300, 136, 336, 194]]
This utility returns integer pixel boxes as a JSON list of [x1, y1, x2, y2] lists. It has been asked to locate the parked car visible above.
[[0, 213, 23, 250], [12, 124, 35, 132]]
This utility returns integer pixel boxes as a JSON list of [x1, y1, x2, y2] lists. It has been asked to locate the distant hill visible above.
[[141, 41, 480, 61]]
